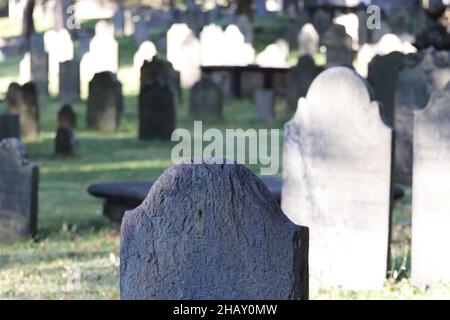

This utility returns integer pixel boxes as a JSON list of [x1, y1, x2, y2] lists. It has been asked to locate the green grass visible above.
[[1, 15, 450, 300]]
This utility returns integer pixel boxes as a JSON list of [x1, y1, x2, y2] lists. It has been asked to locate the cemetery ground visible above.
[[0, 18, 450, 301]]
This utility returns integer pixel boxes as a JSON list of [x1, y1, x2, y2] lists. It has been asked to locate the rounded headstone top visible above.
[[0, 138, 29, 166]]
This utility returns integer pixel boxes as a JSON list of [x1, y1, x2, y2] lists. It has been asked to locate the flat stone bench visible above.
[[87, 176, 405, 223]]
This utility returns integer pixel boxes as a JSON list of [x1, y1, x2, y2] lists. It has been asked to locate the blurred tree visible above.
[[21, 0, 35, 50]]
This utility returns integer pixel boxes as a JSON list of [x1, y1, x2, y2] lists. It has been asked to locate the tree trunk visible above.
[[21, 0, 35, 51]]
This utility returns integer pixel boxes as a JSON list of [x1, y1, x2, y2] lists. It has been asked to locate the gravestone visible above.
[[312, 8, 332, 40], [6, 82, 39, 141], [223, 25, 255, 66], [86, 72, 123, 132], [324, 24, 353, 68], [368, 52, 405, 127], [298, 23, 319, 57], [0, 138, 39, 241], [120, 159, 309, 300], [59, 59, 80, 103], [138, 82, 176, 141], [140, 57, 180, 100], [334, 12, 359, 48], [412, 82, 450, 286], [256, 40, 289, 67], [189, 78, 223, 120], [133, 41, 157, 75], [255, 89, 275, 123], [200, 24, 225, 66], [58, 104, 76, 129], [286, 55, 322, 114], [281, 67, 393, 290], [44, 29, 74, 77], [395, 49, 450, 184], [54, 127, 76, 156], [0, 114, 20, 141]]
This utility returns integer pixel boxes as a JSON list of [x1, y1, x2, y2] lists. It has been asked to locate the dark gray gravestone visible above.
[[86, 72, 123, 132], [138, 82, 176, 141], [59, 59, 80, 103], [324, 24, 353, 68], [30, 33, 49, 96], [286, 55, 322, 114], [5, 82, 40, 141], [368, 52, 405, 128], [0, 138, 39, 241], [120, 159, 309, 300], [254, 89, 275, 123], [54, 127, 76, 156], [412, 81, 450, 287], [140, 57, 181, 99], [282, 67, 393, 290], [394, 50, 450, 182], [0, 114, 20, 141], [189, 78, 223, 120], [58, 104, 76, 130], [312, 8, 332, 41]]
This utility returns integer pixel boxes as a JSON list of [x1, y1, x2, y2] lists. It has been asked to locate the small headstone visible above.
[[59, 59, 80, 103], [282, 67, 393, 290], [324, 24, 353, 68], [0, 114, 20, 141], [312, 8, 332, 40], [412, 82, 450, 286], [298, 23, 319, 57], [255, 89, 275, 123], [6, 82, 39, 141], [286, 55, 322, 114], [189, 78, 223, 120], [138, 82, 176, 141], [54, 127, 76, 156], [58, 104, 77, 130], [0, 138, 39, 241], [120, 159, 309, 300], [86, 72, 123, 132]]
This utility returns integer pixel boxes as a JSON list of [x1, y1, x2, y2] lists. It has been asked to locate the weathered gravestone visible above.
[[394, 49, 450, 184], [254, 89, 275, 124], [140, 57, 181, 100], [286, 55, 322, 114], [412, 81, 450, 286], [281, 67, 393, 290], [368, 52, 405, 127], [59, 59, 80, 103], [120, 159, 309, 299], [324, 24, 353, 68], [312, 8, 332, 41], [0, 138, 39, 241], [298, 23, 319, 57], [86, 72, 123, 132], [189, 78, 223, 120], [54, 127, 76, 156], [200, 24, 225, 66], [138, 82, 176, 141], [6, 82, 39, 141], [58, 104, 76, 129], [0, 114, 20, 141]]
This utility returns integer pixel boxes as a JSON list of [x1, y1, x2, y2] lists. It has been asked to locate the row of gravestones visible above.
[[2, 66, 450, 297]]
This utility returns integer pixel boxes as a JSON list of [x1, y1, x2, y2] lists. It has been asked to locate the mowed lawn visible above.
[[0, 16, 449, 300]]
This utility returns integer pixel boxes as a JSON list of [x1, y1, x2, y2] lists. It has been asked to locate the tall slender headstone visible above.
[[59, 59, 80, 103], [120, 159, 309, 300], [412, 82, 450, 286], [286, 55, 322, 114], [86, 72, 123, 132], [282, 67, 393, 290], [0, 138, 39, 241]]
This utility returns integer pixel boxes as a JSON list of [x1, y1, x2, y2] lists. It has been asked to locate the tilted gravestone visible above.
[[324, 24, 353, 68], [120, 159, 309, 299], [412, 82, 450, 286], [393, 50, 450, 184], [367, 52, 405, 128], [0, 114, 20, 141], [286, 55, 322, 114], [5, 82, 40, 141], [0, 138, 39, 241], [138, 82, 176, 141], [58, 104, 77, 130], [281, 67, 393, 290], [59, 59, 80, 103], [189, 78, 223, 120], [54, 127, 76, 156], [86, 72, 123, 132]]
